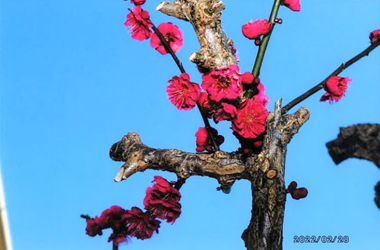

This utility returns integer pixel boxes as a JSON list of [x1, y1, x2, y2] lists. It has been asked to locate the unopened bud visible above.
[[275, 18, 283, 24], [254, 38, 262, 46], [287, 181, 298, 193]]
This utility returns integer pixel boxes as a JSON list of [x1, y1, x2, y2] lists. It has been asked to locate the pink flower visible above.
[[122, 207, 161, 240], [201, 65, 243, 102], [150, 22, 184, 55], [144, 176, 182, 223], [85, 206, 130, 246], [242, 20, 271, 40], [98, 205, 126, 230], [232, 99, 268, 139], [212, 102, 237, 123], [167, 73, 201, 110], [195, 127, 224, 152], [370, 29, 380, 44], [124, 6, 153, 41], [85, 216, 103, 237], [282, 0, 301, 11], [320, 76, 351, 103], [131, 0, 146, 5], [255, 83, 269, 107]]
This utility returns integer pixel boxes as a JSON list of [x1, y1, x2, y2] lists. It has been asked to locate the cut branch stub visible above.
[[157, 0, 237, 70], [326, 123, 380, 168]]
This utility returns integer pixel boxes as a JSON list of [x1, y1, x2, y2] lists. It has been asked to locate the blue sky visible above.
[[1, 0, 380, 250]]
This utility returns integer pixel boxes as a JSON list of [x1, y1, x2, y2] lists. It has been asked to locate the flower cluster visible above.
[[124, 2, 184, 54], [194, 65, 269, 152], [84, 176, 181, 246], [286, 181, 308, 200]]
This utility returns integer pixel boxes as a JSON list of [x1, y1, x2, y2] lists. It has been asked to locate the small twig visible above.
[[113, 244, 119, 250], [251, 0, 282, 78], [281, 40, 380, 114], [151, 24, 186, 73], [150, 21, 219, 150], [80, 214, 92, 220], [174, 177, 187, 190]]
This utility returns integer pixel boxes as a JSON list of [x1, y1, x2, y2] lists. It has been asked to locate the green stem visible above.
[[251, 0, 282, 78]]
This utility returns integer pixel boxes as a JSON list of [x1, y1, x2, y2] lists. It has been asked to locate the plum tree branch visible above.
[[157, 0, 237, 70], [326, 123, 380, 210], [110, 102, 310, 207], [326, 124, 380, 168], [281, 40, 380, 114]]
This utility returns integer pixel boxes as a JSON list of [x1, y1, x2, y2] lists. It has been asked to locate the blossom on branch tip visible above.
[[122, 207, 161, 240], [232, 99, 268, 139], [370, 30, 380, 44], [242, 19, 271, 40], [281, 0, 301, 11], [85, 216, 103, 237], [150, 22, 184, 55], [144, 176, 182, 223], [167, 73, 201, 110], [131, 0, 146, 5], [124, 6, 153, 41], [195, 127, 224, 152], [320, 76, 351, 104], [201, 65, 242, 102], [98, 205, 126, 230]]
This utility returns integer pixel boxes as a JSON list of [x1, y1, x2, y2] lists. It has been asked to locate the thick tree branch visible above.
[[110, 132, 248, 191], [157, 0, 237, 70], [327, 123, 380, 210], [243, 100, 309, 250], [326, 124, 380, 168], [110, 103, 309, 194]]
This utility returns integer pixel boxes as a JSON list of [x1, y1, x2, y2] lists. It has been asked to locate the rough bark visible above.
[[326, 124, 380, 168], [110, 101, 310, 249], [157, 0, 237, 70], [326, 123, 380, 210], [242, 101, 309, 250]]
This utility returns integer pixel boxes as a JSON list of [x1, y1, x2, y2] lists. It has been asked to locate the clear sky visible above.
[[1, 1, 380, 250]]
